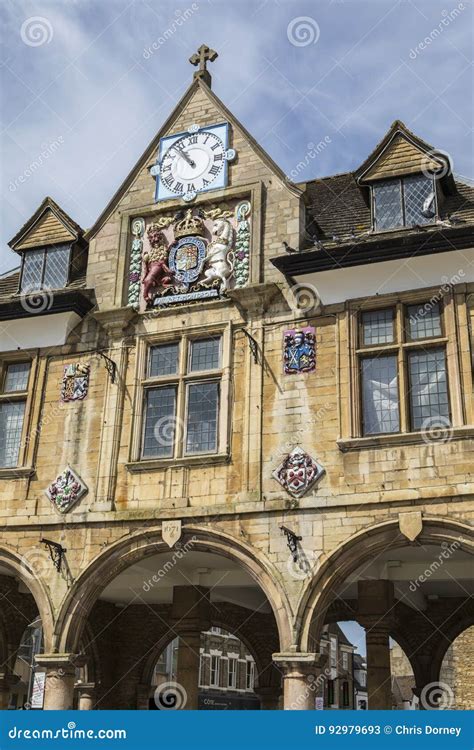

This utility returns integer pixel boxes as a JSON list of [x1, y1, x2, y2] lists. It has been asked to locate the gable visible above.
[[360, 133, 441, 182], [86, 79, 301, 240], [15, 208, 76, 250]]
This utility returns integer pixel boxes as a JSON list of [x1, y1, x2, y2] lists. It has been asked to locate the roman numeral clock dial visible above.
[[152, 123, 236, 203]]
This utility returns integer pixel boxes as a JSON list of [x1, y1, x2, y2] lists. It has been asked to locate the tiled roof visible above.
[[0, 270, 87, 304], [9, 196, 84, 251], [302, 175, 474, 248], [0, 270, 20, 301]]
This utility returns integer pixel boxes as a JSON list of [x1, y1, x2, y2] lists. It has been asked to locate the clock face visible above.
[[160, 131, 225, 200], [153, 122, 235, 203]]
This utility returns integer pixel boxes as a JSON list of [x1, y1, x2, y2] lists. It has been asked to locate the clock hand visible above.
[[173, 147, 196, 169]]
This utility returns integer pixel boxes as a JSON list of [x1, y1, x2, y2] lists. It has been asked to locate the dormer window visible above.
[[373, 174, 436, 231], [20, 243, 71, 294]]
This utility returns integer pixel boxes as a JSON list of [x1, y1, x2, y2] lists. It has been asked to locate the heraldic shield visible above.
[[169, 236, 207, 288]]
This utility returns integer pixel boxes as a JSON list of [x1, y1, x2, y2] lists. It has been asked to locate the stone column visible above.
[[254, 686, 282, 710], [364, 625, 392, 710], [176, 632, 201, 710], [358, 580, 394, 711], [171, 586, 211, 711], [35, 654, 77, 711], [77, 683, 96, 710], [0, 674, 19, 710], [273, 653, 324, 710]]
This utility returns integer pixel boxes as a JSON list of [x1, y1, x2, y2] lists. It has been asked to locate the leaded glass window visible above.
[[373, 175, 436, 231], [142, 386, 176, 458], [361, 309, 394, 345], [4, 362, 30, 392], [185, 382, 219, 454], [357, 302, 451, 437], [43, 244, 70, 289], [140, 336, 222, 459], [361, 356, 400, 434], [189, 339, 221, 372], [20, 244, 71, 293], [408, 349, 449, 430], [373, 181, 403, 230], [0, 401, 26, 467], [149, 343, 179, 377], [407, 302, 442, 340]]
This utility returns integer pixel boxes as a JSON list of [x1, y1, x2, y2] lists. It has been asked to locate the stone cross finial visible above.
[[189, 44, 218, 87]]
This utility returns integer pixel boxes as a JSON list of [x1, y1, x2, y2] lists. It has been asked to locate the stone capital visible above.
[[273, 651, 325, 676], [35, 653, 78, 676]]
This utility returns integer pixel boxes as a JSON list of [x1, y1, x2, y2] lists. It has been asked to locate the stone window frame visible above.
[[0, 352, 39, 478], [128, 322, 232, 470], [338, 285, 473, 450]]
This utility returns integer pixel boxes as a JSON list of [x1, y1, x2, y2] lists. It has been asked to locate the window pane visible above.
[[43, 244, 70, 289], [0, 401, 26, 467], [142, 386, 176, 458], [149, 343, 179, 377], [186, 382, 219, 454], [373, 181, 403, 230], [20, 249, 44, 293], [189, 338, 221, 372], [407, 302, 442, 340], [403, 175, 435, 226], [408, 349, 449, 431], [361, 356, 400, 434], [361, 309, 394, 345], [4, 363, 30, 392]]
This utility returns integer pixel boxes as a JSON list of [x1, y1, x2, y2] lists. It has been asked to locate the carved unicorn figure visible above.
[[201, 218, 234, 292]]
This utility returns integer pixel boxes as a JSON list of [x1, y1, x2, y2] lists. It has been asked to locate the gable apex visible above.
[[9, 196, 84, 253], [85, 76, 302, 241], [355, 120, 453, 188]]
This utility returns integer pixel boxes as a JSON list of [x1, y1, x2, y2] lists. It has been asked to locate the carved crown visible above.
[[173, 209, 205, 239]]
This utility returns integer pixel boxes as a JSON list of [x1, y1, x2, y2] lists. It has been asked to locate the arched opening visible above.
[[0, 546, 54, 710], [56, 530, 290, 710], [147, 627, 261, 710], [298, 519, 474, 710]]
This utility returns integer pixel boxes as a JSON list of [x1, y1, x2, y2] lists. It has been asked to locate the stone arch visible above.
[[0, 544, 54, 652], [429, 606, 474, 685], [296, 516, 474, 652], [55, 525, 293, 656]]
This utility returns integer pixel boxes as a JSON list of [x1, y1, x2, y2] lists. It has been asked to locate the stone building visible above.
[[0, 47, 473, 711]]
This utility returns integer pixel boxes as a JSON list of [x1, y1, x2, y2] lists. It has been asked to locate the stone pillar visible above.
[[273, 653, 323, 710], [171, 586, 211, 711], [365, 625, 392, 710], [137, 683, 151, 710], [255, 686, 282, 710], [176, 632, 201, 710], [0, 674, 19, 710], [35, 654, 77, 711], [358, 580, 394, 711], [77, 683, 96, 710]]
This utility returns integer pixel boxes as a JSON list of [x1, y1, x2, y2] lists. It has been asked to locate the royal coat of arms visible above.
[[169, 236, 207, 289], [272, 447, 325, 498], [45, 466, 88, 513], [61, 363, 90, 402]]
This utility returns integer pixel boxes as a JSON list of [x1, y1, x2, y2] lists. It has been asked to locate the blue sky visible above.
[[1, 0, 472, 272]]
